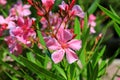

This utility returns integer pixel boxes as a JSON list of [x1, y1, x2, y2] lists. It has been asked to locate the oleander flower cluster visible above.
[[0, 0, 96, 64], [0, 0, 36, 55]]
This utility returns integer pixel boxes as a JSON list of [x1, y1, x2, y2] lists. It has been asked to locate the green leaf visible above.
[[87, 62, 98, 80], [87, 62, 93, 80], [92, 63, 99, 80], [108, 48, 120, 65], [4, 72, 18, 80], [27, 52, 36, 63], [109, 5, 119, 17], [98, 4, 120, 24], [20, 69, 34, 80], [83, 14, 88, 35], [0, 60, 23, 76], [114, 22, 120, 37], [74, 17, 81, 39], [98, 60, 107, 77], [88, 0, 100, 14], [54, 64, 67, 79], [79, 41, 86, 66], [92, 46, 106, 68], [36, 28, 46, 47], [19, 56, 65, 80], [0, 9, 7, 17]]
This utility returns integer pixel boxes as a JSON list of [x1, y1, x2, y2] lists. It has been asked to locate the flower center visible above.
[[61, 42, 68, 49]]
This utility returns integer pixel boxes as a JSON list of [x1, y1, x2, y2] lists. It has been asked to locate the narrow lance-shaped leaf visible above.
[[36, 24, 46, 46], [88, 0, 100, 14], [54, 64, 67, 79], [108, 48, 120, 65], [19, 56, 65, 80], [92, 46, 106, 68], [0, 60, 23, 77], [98, 4, 120, 24], [114, 22, 120, 37], [74, 17, 81, 39]]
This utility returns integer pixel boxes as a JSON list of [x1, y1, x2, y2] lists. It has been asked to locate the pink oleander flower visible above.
[[10, 0, 31, 17], [0, 0, 7, 5], [45, 23, 82, 64], [59, 1, 69, 11], [80, 14, 96, 34], [5, 36, 23, 55], [88, 14, 96, 34], [10, 17, 36, 46], [41, 0, 55, 12], [0, 15, 16, 36], [5, 17, 36, 54], [59, 1, 84, 18], [40, 12, 62, 30], [70, 5, 84, 18]]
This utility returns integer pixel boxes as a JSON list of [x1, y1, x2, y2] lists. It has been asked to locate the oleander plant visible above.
[[0, 0, 120, 80]]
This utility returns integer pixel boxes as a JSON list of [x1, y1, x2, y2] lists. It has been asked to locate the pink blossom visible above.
[[41, 0, 55, 12], [5, 17, 36, 54], [40, 12, 62, 30], [80, 14, 96, 34], [117, 77, 120, 80], [10, 0, 31, 17], [59, 1, 84, 18], [0, 0, 7, 5], [40, 17, 48, 30], [10, 17, 36, 46], [59, 1, 69, 11], [0, 15, 16, 36], [70, 5, 84, 18], [46, 25, 82, 64], [0, 15, 16, 29], [5, 36, 23, 55], [88, 14, 96, 34]]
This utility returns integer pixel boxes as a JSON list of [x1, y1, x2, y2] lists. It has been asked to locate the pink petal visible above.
[[23, 9, 31, 16], [57, 27, 73, 42], [45, 37, 61, 50], [89, 14, 96, 21], [0, 15, 5, 24], [23, 5, 31, 9], [71, 5, 84, 18], [59, 1, 68, 10], [0, 0, 7, 5], [90, 27, 96, 34], [89, 21, 96, 27], [68, 39, 82, 50], [65, 48, 78, 64], [41, 0, 55, 12], [52, 49, 65, 63]]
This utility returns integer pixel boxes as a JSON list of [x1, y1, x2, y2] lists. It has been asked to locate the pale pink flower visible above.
[[59, 1, 84, 18], [40, 17, 48, 30], [80, 14, 96, 34], [70, 5, 84, 18], [0, 0, 7, 5], [46, 25, 82, 64], [10, 17, 36, 46], [41, 0, 55, 12], [5, 36, 23, 55], [59, 1, 68, 11], [0, 15, 16, 36], [88, 14, 96, 34], [0, 15, 16, 28], [10, 0, 31, 17], [5, 17, 36, 54], [40, 12, 62, 30]]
